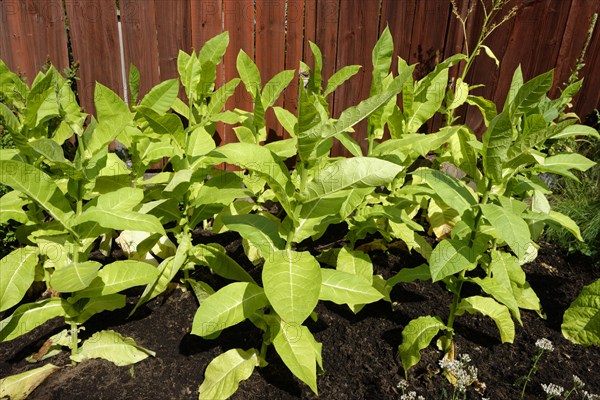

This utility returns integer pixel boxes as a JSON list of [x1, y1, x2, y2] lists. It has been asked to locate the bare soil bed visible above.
[[1, 230, 598, 400]]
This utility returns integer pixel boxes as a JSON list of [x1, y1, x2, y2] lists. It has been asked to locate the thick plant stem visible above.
[[70, 322, 79, 365]]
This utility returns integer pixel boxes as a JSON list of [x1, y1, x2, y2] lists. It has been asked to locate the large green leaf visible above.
[[0, 298, 71, 342], [199, 31, 229, 65], [0, 363, 59, 400], [0, 247, 38, 312], [371, 26, 393, 94], [237, 50, 261, 94], [207, 142, 294, 215], [221, 214, 285, 256], [509, 70, 553, 117], [324, 65, 361, 96], [455, 296, 515, 343], [416, 168, 477, 215], [319, 269, 383, 306], [24, 70, 58, 129], [398, 316, 446, 374], [72, 260, 159, 300], [336, 247, 373, 283], [71, 330, 155, 366], [482, 111, 513, 182], [562, 278, 600, 346], [87, 83, 132, 155], [429, 239, 478, 282], [50, 261, 102, 293], [480, 204, 531, 260], [199, 348, 259, 400], [139, 79, 179, 114], [303, 157, 402, 201], [70, 294, 126, 324], [262, 70, 295, 108], [0, 160, 74, 231], [192, 282, 268, 338], [207, 78, 240, 116], [191, 244, 256, 284], [524, 210, 583, 242], [273, 323, 321, 394], [470, 276, 521, 324], [263, 250, 321, 324], [75, 207, 165, 236]]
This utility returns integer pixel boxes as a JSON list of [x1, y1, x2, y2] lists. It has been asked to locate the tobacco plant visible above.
[[0, 60, 157, 365], [396, 66, 597, 375]]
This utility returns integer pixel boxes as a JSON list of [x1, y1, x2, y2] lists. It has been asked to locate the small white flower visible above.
[[573, 375, 585, 388], [397, 379, 409, 390], [535, 338, 554, 352], [541, 382, 564, 397], [400, 392, 417, 400]]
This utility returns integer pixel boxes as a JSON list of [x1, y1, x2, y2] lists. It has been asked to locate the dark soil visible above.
[[1, 235, 598, 400]]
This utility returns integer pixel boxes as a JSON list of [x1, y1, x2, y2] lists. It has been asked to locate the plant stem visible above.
[[520, 350, 544, 399], [70, 322, 79, 365]]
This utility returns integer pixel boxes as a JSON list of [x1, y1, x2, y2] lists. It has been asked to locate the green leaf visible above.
[[319, 269, 383, 306], [335, 131, 363, 157], [237, 50, 261, 94], [429, 239, 478, 282], [139, 79, 179, 114], [222, 214, 285, 256], [263, 250, 321, 324], [73, 260, 159, 299], [262, 70, 295, 108], [0, 160, 74, 232], [466, 95, 497, 127], [87, 83, 132, 154], [398, 316, 446, 374], [70, 294, 126, 324], [71, 330, 155, 366], [482, 111, 513, 182], [0, 363, 60, 400], [303, 157, 402, 201], [387, 264, 431, 287], [0, 102, 20, 134], [448, 78, 469, 111], [324, 65, 361, 96], [455, 296, 515, 343], [336, 247, 373, 283], [207, 78, 240, 116], [480, 45, 500, 67], [273, 323, 321, 394], [191, 243, 256, 284], [308, 42, 323, 92], [538, 153, 596, 176], [207, 142, 294, 215], [273, 106, 298, 137], [550, 124, 600, 140], [24, 70, 59, 129], [416, 168, 477, 215], [28, 138, 69, 164], [128, 64, 140, 105], [480, 204, 531, 260], [198, 31, 229, 65], [192, 282, 268, 338], [75, 207, 165, 236], [94, 187, 143, 211], [371, 26, 394, 94], [562, 278, 600, 346], [524, 210, 583, 242], [0, 247, 38, 312], [510, 70, 553, 117], [199, 348, 259, 400], [470, 276, 521, 324], [50, 261, 102, 293], [0, 298, 71, 342]]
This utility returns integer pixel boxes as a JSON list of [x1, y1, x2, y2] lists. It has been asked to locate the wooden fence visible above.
[[1, 0, 599, 154]]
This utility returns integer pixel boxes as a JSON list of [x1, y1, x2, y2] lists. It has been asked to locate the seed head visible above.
[[535, 338, 554, 352]]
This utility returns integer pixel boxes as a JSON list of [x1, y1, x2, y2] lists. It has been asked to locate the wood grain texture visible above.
[[332, 0, 381, 156], [121, 0, 160, 103], [65, 0, 122, 115], [283, 0, 305, 125], [0, 0, 68, 84], [256, 0, 287, 139]]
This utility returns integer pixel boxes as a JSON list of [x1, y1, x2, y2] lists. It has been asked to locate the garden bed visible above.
[[1, 234, 597, 400]]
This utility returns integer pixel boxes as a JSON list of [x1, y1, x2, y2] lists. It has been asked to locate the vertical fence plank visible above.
[[0, 0, 68, 83], [283, 0, 305, 125], [492, 0, 571, 110], [552, 0, 600, 118], [256, 0, 287, 140], [380, 0, 417, 74], [303, 0, 317, 67], [314, 0, 340, 94], [462, 0, 517, 135], [191, 0, 225, 142], [332, 0, 381, 156], [65, 0, 122, 115], [121, 0, 160, 102], [222, 0, 254, 144], [154, 0, 191, 83]]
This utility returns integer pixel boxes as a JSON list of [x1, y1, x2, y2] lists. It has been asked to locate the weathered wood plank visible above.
[[222, 0, 254, 144], [0, 0, 69, 84], [283, 0, 305, 127], [256, 0, 287, 139], [121, 0, 160, 103], [332, 0, 381, 156], [154, 0, 191, 82], [380, 0, 417, 74], [65, 0, 122, 114]]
